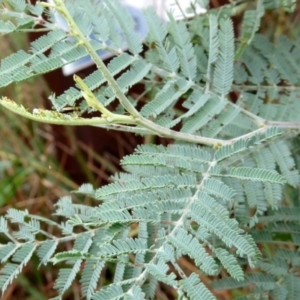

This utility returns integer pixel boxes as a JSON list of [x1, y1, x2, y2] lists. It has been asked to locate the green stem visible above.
[[0, 96, 136, 126], [232, 84, 300, 92], [92, 123, 151, 135]]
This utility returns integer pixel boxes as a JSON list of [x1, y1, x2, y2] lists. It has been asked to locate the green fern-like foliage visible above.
[[1, 0, 300, 299]]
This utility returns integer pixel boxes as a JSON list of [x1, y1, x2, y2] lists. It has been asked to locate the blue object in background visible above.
[[61, 5, 148, 76]]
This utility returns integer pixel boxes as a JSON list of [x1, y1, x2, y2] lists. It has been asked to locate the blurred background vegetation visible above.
[[0, 0, 300, 299]]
